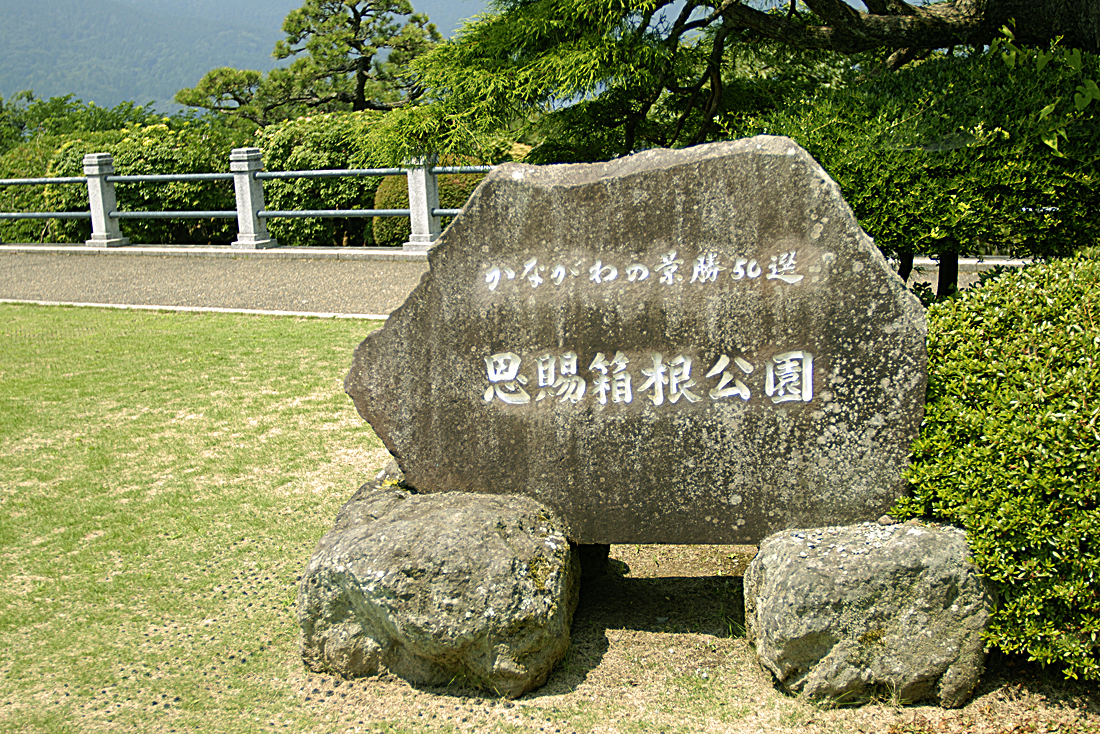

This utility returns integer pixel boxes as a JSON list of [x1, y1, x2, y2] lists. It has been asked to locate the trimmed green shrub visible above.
[[0, 135, 71, 243], [256, 112, 385, 247], [371, 169, 486, 247], [894, 255, 1100, 680], [40, 123, 247, 244]]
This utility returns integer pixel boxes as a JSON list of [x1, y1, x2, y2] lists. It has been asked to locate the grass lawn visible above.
[[0, 304, 388, 733], [2, 303, 1097, 734]]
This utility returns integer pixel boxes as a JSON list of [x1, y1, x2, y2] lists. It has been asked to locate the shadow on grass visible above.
[[527, 571, 747, 698], [398, 569, 748, 702], [970, 649, 1100, 719]]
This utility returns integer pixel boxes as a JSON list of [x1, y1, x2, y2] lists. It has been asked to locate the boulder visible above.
[[345, 137, 927, 545], [744, 522, 994, 708], [297, 480, 580, 697]]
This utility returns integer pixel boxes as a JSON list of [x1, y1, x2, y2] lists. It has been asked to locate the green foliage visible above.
[[0, 95, 251, 244], [0, 92, 165, 156], [39, 123, 249, 244], [737, 48, 1100, 264], [0, 102, 482, 246], [371, 168, 486, 247], [990, 25, 1100, 154], [0, 135, 67, 243], [173, 67, 272, 130], [255, 111, 386, 246], [274, 0, 439, 110], [346, 101, 517, 169], [401, 0, 857, 163], [0, 92, 34, 155], [176, 0, 440, 126], [17, 95, 162, 139], [894, 256, 1100, 681]]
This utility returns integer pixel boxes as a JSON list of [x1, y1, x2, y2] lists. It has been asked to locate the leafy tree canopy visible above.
[[0, 92, 167, 156], [347, 0, 1098, 297], [379, 1, 1097, 160], [738, 43, 1099, 291], [175, 0, 441, 127]]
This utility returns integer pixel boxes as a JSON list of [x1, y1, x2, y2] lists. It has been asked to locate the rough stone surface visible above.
[[345, 136, 927, 544], [297, 481, 580, 698], [744, 522, 995, 708]]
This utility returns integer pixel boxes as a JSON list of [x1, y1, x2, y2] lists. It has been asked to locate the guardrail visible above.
[[0, 147, 494, 252]]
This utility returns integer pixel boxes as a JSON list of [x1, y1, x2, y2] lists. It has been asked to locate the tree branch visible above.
[[713, 0, 989, 54], [802, 0, 862, 27], [885, 46, 930, 69], [690, 17, 736, 145]]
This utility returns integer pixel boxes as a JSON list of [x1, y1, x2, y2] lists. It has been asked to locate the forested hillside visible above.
[[0, 0, 297, 107], [115, 0, 298, 25], [0, 0, 484, 110]]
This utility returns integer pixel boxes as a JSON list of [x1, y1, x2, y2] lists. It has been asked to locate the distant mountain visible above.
[[0, 0, 488, 111], [115, 0, 488, 33], [115, 0, 298, 26], [0, 0, 292, 108], [413, 0, 489, 38]]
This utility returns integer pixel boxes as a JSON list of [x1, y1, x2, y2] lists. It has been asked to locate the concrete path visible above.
[[0, 243, 1027, 318], [0, 245, 428, 319]]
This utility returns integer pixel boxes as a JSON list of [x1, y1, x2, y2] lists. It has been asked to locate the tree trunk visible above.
[[353, 56, 368, 112], [991, 0, 1100, 52], [936, 249, 959, 299], [897, 251, 915, 283]]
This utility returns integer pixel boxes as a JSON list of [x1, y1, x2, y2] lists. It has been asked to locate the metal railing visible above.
[[0, 176, 92, 222], [0, 148, 494, 252]]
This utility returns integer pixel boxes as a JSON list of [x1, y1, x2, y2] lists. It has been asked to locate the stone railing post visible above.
[[83, 153, 129, 247], [230, 147, 277, 249], [404, 160, 441, 252]]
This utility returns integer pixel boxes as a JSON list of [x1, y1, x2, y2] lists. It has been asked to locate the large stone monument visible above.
[[299, 138, 963, 704], [345, 136, 927, 545]]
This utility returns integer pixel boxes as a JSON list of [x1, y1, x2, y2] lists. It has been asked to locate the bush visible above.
[[0, 135, 70, 243], [739, 49, 1100, 265], [371, 169, 487, 247], [256, 112, 385, 247], [40, 123, 247, 244], [894, 255, 1100, 680]]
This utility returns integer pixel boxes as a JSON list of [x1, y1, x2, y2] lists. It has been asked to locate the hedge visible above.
[[1, 112, 384, 246], [740, 50, 1100, 265], [894, 253, 1100, 680], [255, 112, 385, 247], [38, 124, 246, 245], [0, 135, 68, 243], [371, 169, 487, 247]]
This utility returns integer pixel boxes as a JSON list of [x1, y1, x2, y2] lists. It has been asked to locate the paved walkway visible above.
[[0, 243, 1026, 318], [0, 244, 429, 319]]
